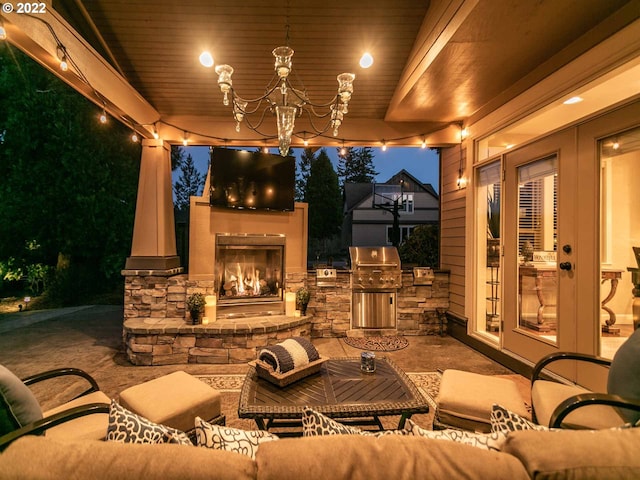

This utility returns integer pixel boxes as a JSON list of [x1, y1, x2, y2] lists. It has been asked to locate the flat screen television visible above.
[[209, 148, 295, 212]]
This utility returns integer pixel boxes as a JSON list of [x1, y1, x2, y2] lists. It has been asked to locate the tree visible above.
[[398, 224, 440, 267], [337, 146, 378, 188], [171, 145, 185, 171], [305, 149, 342, 240], [0, 44, 141, 302], [295, 148, 315, 201], [174, 154, 205, 211]]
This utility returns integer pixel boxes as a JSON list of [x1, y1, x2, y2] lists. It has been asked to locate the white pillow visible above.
[[194, 416, 278, 459], [405, 418, 507, 451]]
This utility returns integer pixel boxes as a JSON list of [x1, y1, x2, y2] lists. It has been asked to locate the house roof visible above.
[[2, 1, 638, 149], [344, 168, 438, 213]]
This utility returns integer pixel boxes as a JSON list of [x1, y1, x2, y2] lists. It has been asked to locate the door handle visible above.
[[559, 262, 572, 271]]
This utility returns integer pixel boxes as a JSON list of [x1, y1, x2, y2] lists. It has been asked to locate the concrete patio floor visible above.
[[0, 305, 518, 411]]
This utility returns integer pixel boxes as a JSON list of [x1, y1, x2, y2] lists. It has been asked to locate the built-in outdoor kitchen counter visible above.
[[123, 267, 449, 366]]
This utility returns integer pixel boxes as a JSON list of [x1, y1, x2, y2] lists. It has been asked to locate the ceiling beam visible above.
[[386, 0, 479, 122], [1, 8, 159, 137]]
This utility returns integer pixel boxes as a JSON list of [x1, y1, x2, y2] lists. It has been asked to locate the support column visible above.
[[124, 139, 182, 273]]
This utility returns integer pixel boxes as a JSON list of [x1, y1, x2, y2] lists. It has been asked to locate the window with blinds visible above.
[[518, 155, 558, 254]]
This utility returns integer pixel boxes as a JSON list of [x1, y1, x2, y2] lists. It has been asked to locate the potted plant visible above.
[[296, 286, 310, 315], [186, 293, 205, 324]]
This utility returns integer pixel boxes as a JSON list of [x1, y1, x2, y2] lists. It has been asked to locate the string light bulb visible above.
[[56, 45, 68, 72], [182, 131, 189, 146], [131, 132, 139, 143], [340, 141, 346, 156], [421, 138, 427, 149], [303, 138, 309, 147], [359, 52, 373, 69], [0, 23, 6, 41], [99, 108, 107, 124], [381, 140, 387, 152], [152, 124, 159, 140]]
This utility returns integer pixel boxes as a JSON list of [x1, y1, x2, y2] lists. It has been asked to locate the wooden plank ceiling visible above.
[[32, 0, 639, 147]]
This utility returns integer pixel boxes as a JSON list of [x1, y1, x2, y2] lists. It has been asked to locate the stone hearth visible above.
[[124, 314, 311, 366]]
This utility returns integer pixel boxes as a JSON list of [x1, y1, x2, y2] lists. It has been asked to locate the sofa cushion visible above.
[[195, 416, 278, 459], [608, 326, 640, 424], [0, 365, 42, 436], [43, 390, 110, 441], [255, 434, 530, 480], [532, 380, 627, 429], [0, 435, 257, 480], [106, 400, 192, 445], [502, 427, 640, 480], [436, 369, 529, 433]]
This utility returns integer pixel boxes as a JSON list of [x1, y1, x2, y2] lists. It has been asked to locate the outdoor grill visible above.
[[349, 246, 402, 328]]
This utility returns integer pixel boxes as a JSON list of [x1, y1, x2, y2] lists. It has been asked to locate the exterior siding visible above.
[[439, 145, 467, 319]]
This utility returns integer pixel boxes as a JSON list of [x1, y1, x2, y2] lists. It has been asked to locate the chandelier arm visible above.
[[304, 105, 334, 119], [288, 85, 340, 109], [231, 84, 282, 110], [242, 106, 272, 132], [298, 108, 335, 135]]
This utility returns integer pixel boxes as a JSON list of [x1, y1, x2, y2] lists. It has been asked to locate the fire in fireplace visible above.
[[219, 250, 281, 300], [215, 234, 285, 317]]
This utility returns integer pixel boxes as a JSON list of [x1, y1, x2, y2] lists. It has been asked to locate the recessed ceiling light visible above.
[[359, 52, 373, 69], [199, 51, 214, 68], [563, 96, 583, 105]]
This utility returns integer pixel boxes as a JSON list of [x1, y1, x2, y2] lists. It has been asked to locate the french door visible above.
[[501, 129, 577, 371]]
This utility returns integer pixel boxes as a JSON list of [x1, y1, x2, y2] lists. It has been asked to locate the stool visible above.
[[119, 371, 225, 434], [434, 369, 529, 433]]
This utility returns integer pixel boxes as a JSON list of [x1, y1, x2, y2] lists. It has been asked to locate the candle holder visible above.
[[360, 351, 376, 373]]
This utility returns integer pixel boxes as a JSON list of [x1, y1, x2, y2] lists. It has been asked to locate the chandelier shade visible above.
[[211, 45, 355, 156]]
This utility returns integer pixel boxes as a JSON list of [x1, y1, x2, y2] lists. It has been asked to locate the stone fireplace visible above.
[[215, 234, 286, 318]]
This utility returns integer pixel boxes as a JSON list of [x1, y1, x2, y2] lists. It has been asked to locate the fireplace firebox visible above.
[[215, 234, 285, 318]]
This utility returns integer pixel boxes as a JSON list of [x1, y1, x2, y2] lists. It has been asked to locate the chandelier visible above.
[[213, 46, 355, 156]]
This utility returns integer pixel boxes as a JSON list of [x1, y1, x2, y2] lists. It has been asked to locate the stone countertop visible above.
[[123, 315, 312, 335]]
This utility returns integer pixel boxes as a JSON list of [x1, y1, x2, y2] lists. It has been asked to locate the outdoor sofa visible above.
[[0, 420, 638, 480]]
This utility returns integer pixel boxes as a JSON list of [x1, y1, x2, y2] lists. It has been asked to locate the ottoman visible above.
[[119, 371, 225, 434], [434, 369, 529, 433]]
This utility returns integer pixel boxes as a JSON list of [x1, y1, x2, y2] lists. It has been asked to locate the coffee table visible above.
[[238, 357, 429, 434]]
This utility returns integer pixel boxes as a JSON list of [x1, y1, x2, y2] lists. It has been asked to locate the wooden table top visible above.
[[238, 357, 430, 420]]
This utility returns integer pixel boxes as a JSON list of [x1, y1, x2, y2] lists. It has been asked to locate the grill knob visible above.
[[368, 277, 374, 284]]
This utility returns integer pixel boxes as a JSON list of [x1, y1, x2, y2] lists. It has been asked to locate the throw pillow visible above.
[[106, 400, 192, 445], [490, 404, 548, 433], [607, 326, 640, 424], [404, 418, 507, 451], [195, 416, 278, 459], [0, 365, 42, 437], [301, 408, 407, 437]]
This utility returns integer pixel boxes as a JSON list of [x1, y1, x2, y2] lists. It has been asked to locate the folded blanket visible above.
[[258, 337, 320, 374]]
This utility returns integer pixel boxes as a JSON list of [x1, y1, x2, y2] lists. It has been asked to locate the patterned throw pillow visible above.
[[106, 400, 192, 445], [404, 418, 507, 451], [490, 404, 548, 433], [301, 408, 506, 450], [195, 416, 279, 459], [301, 408, 406, 437]]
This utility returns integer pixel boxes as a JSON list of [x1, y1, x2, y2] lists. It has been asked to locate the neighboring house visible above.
[[342, 169, 439, 247]]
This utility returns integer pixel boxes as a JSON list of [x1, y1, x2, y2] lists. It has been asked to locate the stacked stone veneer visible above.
[[122, 269, 449, 365], [306, 270, 450, 337]]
